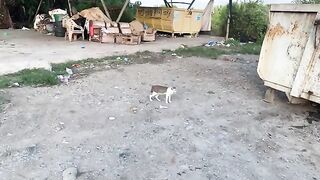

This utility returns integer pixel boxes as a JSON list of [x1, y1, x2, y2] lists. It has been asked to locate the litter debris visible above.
[[159, 105, 168, 109], [66, 67, 73, 75], [171, 53, 177, 56], [57, 75, 70, 84], [54, 122, 65, 132], [130, 107, 138, 114], [62, 167, 78, 180], [108, 116, 116, 120], [11, 82, 20, 87], [204, 40, 217, 47], [180, 44, 188, 48], [21, 27, 30, 31], [72, 64, 81, 68]]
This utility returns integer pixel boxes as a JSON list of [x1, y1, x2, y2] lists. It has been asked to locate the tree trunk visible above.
[[0, 0, 13, 29]]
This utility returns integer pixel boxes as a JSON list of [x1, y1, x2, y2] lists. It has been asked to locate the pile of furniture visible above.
[[88, 20, 156, 45]]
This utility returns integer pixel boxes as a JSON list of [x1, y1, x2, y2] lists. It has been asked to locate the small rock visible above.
[[62, 167, 78, 180], [207, 91, 215, 94]]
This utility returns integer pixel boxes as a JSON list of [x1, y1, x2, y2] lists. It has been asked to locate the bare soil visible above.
[[0, 54, 319, 180]]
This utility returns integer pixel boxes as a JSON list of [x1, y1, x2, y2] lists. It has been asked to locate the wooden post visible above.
[[100, 0, 111, 19], [116, 0, 129, 23], [32, 0, 43, 24], [68, 0, 73, 16], [225, 0, 232, 40]]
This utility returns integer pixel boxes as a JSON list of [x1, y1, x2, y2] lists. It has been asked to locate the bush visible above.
[[212, 1, 268, 42]]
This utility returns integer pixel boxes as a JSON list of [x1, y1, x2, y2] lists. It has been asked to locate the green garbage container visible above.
[[53, 14, 65, 22]]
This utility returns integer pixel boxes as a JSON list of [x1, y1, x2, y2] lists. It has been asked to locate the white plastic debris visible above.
[[159, 105, 168, 109], [12, 82, 20, 87], [108, 116, 116, 120], [57, 75, 70, 84], [66, 67, 73, 75], [21, 27, 30, 31]]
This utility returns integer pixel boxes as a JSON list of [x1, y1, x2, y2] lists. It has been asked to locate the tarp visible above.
[[201, 0, 214, 31], [78, 7, 112, 23]]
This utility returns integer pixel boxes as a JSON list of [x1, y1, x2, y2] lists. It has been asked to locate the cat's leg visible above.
[[155, 95, 161, 102], [168, 95, 172, 103], [149, 92, 156, 101], [165, 95, 169, 103]]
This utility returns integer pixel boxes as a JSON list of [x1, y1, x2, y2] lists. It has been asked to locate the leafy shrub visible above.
[[212, 1, 268, 42]]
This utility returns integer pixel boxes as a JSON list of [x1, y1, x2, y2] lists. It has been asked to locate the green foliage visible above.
[[173, 42, 262, 58], [212, 5, 228, 37], [175, 46, 228, 59], [0, 69, 58, 88], [212, 1, 268, 42]]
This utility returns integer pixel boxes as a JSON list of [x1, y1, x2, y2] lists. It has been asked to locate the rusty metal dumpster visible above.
[[258, 4, 320, 104], [136, 7, 203, 36]]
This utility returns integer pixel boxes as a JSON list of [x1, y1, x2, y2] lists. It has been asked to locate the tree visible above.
[[292, 0, 320, 3]]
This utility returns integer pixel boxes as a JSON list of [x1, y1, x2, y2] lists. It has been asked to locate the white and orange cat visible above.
[[149, 85, 177, 103]]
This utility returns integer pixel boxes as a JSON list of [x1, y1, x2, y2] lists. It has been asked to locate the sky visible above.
[[138, 0, 293, 9]]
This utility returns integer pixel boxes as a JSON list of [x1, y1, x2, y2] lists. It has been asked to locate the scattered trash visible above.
[[108, 116, 116, 120], [57, 75, 70, 84], [159, 105, 168, 109], [204, 40, 217, 47], [21, 27, 30, 31], [66, 67, 73, 75], [204, 40, 232, 47], [130, 107, 138, 114], [72, 64, 81, 68], [46, 33, 53, 36], [171, 53, 177, 56], [81, 45, 85, 49], [176, 56, 183, 59], [62, 167, 78, 180], [207, 91, 215, 94], [180, 44, 188, 48], [54, 122, 65, 132], [11, 82, 20, 87]]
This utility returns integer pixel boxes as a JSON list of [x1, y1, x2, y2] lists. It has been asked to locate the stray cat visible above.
[[149, 85, 177, 103]]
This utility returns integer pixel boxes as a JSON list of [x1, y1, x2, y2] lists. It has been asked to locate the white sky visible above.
[[138, 0, 293, 9]]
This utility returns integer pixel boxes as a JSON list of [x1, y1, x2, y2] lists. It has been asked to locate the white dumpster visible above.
[[258, 4, 320, 104]]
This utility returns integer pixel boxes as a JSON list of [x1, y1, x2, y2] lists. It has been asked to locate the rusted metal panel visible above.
[[258, 4, 320, 104], [258, 12, 316, 89]]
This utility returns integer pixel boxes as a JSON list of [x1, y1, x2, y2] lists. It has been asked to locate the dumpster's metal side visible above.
[[136, 7, 203, 35], [258, 4, 320, 104], [258, 11, 317, 92]]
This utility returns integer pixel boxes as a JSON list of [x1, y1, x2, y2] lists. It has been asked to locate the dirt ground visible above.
[[0, 30, 219, 75], [0, 53, 320, 180]]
